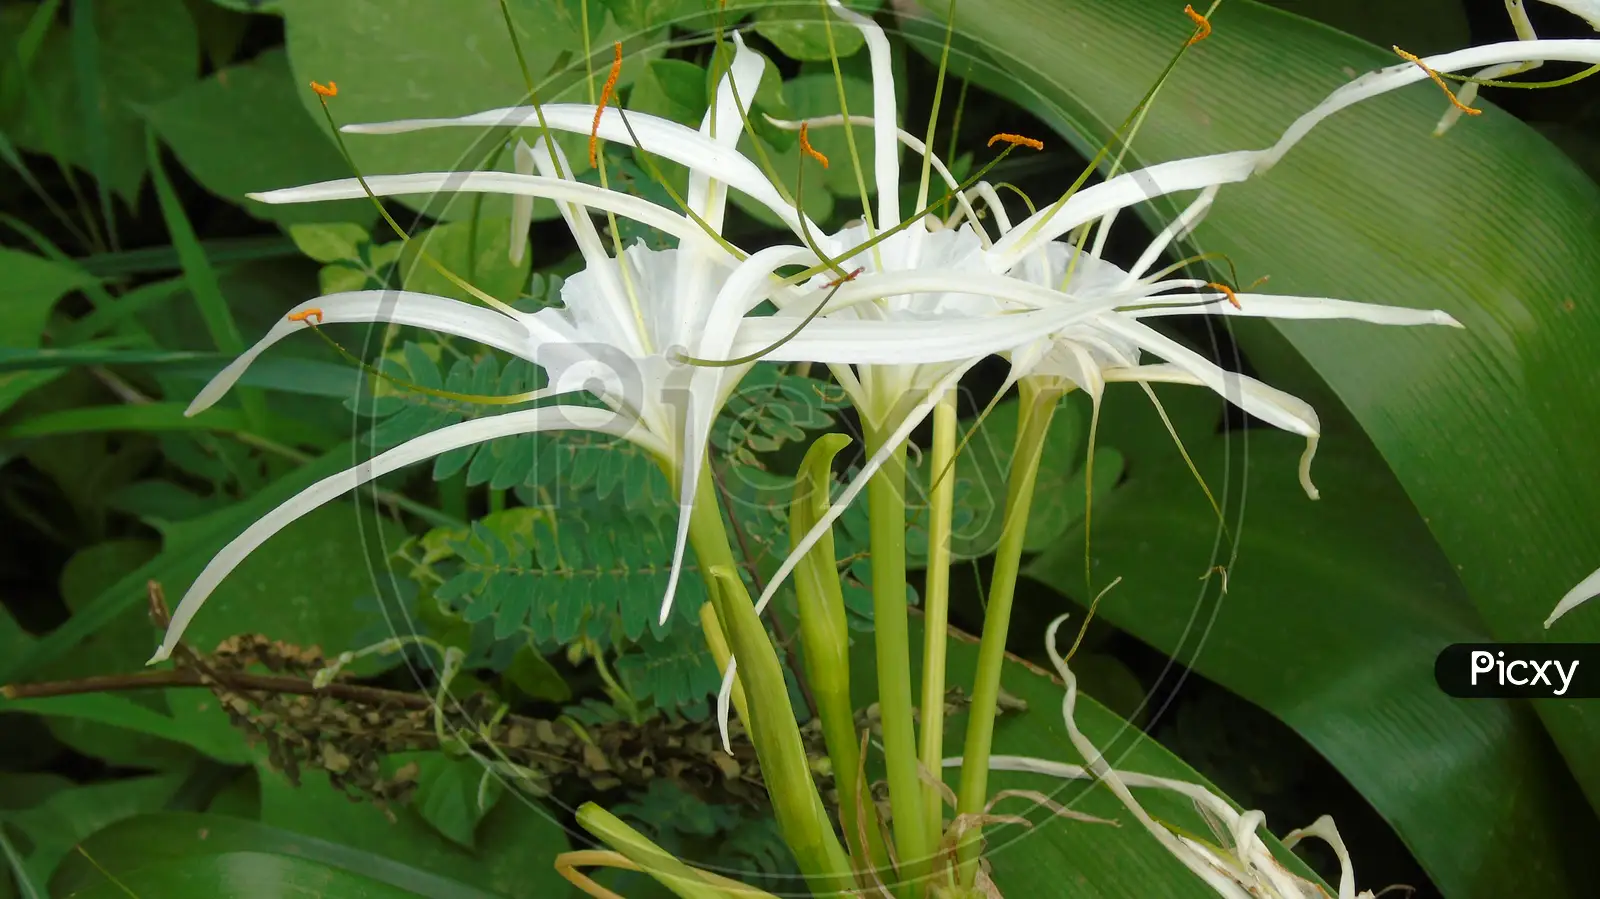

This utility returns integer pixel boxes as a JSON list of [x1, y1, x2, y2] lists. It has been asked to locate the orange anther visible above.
[[1393, 46, 1481, 116], [288, 308, 325, 325], [798, 122, 830, 169], [589, 42, 624, 167], [310, 81, 337, 98], [986, 133, 1044, 151], [1206, 282, 1242, 310], [1183, 6, 1211, 46], [824, 266, 864, 289]]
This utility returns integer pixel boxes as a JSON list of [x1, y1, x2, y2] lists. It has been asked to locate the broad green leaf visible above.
[[143, 48, 377, 226], [279, 0, 637, 223], [2, 402, 335, 448], [1028, 430, 1600, 897], [257, 767, 570, 899], [931, 0, 1600, 813], [628, 58, 707, 128], [396, 752, 503, 849], [1, 0, 198, 204], [50, 812, 501, 899], [0, 691, 253, 766], [0, 249, 98, 349], [291, 223, 374, 264], [1258, 0, 1471, 56], [754, 4, 867, 62], [57, 851, 435, 899], [0, 773, 184, 887]]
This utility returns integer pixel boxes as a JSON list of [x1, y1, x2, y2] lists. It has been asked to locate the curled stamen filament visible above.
[[589, 41, 624, 166], [287, 308, 325, 324], [798, 122, 830, 169], [1205, 282, 1242, 310], [1183, 6, 1211, 46], [310, 80, 337, 98], [1394, 46, 1482, 116], [987, 132, 1044, 151]]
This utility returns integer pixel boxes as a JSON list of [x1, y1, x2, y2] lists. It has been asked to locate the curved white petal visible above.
[[826, 0, 900, 232], [1123, 186, 1219, 286], [1101, 355, 1322, 500], [1546, 565, 1600, 627], [731, 305, 1088, 365], [250, 171, 727, 264], [342, 102, 819, 238], [510, 140, 535, 266], [1265, 39, 1600, 171], [1128, 292, 1463, 328], [659, 246, 811, 627], [991, 152, 1264, 269], [148, 406, 662, 663], [531, 138, 648, 360], [187, 291, 535, 417]]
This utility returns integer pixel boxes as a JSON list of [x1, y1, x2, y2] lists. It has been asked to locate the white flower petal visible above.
[[1546, 565, 1600, 627], [990, 151, 1264, 269], [825, 0, 901, 231], [510, 140, 535, 266], [186, 291, 535, 417], [249, 171, 725, 263], [1282, 816, 1358, 899], [1129, 292, 1462, 328], [1265, 39, 1600, 171], [342, 102, 819, 237], [1100, 353, 1322, 500], [148, 405, 662, 664], [659, 246, 809, 626], [1123, 186, 1219, 286], [732, 305, 1088, 365]]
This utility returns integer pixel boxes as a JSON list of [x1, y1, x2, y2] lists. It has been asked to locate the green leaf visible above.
[[1, 0, 198, 205], [939, 0, 1600, 813], [2, 402, 334, 448], [291, 223, 375, 264], [143, 48, 377, 227], [1258, 0, 1470, 56], [0, 774, 184, 887], [398, 753, 502, 850], [0, 691, 252, 765], [628, 58, 708, 128], [0, 249, 98, 349], [279, 0, 637, 223], [400, 218, 530, 308], [50, 812, 501, 899], [753, 4, 867, 62], [1028, 430, 1600, 896], [58, 851, 438, 899], [256, 767, 570, 899]]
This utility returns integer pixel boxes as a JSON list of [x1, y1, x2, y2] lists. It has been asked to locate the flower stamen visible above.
[[798, 122, 830, 169], [589, 41, 623, 166], [1394, 46, 1482, 116], [986, 132, 1044, 151], [1206, 281, 1243, 309], [310, 80, 337, 98], [823, 266, 864, 289], [1183, 5, 1211, 46], [287, 308, 324, 324]]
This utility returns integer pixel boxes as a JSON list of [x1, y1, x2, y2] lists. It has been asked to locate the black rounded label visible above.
[[1435, 644, 1600, 699]]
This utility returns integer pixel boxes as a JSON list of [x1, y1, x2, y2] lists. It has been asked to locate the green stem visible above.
[[791, 435, 890, 876], [684, 469, 854, 896], [863, 430, 931, 893], [575, 803, 755, 899], [953, 382, 1060, 886], [917, 393, 958, 851]]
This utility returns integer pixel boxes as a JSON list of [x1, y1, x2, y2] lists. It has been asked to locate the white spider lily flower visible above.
[[148, 35, 801, 660], [1548, 566, 1600, 627], [1432, 0, 1600, 135], [945, 616, 1376, 899]]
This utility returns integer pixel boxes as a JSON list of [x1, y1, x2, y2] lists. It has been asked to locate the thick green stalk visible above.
[[790, 435, 889, 875], [862, 430, 932, 892], [707, 567, 855, 897], [953, 383, 1060, 885], [917, 393, 958, 851]]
